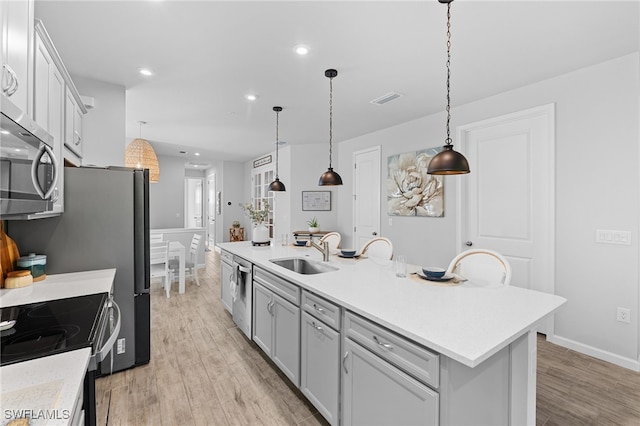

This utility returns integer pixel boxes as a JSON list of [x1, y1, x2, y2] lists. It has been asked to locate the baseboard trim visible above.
[[548, 335, 640, 372]]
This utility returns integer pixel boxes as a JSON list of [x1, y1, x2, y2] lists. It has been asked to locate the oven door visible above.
[[84, 298, 121, 426]]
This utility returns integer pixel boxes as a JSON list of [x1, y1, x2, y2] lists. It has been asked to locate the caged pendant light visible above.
[[268, 106, 286, 192], [318, 69, 343, 186], [427, 0, 470, 175], [125, 121, 160, 183]]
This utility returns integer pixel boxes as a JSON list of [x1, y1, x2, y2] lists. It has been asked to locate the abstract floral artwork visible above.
[[387, 147, 444, 217]]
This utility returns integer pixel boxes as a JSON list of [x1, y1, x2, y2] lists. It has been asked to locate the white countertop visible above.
[[219, 241, 566, 367], [0, 269, 115, 308], [0, 348, 90, 425]]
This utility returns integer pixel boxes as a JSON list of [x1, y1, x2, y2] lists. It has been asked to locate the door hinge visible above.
[[354, 226, 356, 232]]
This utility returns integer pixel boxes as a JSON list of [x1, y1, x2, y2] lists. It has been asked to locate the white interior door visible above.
[[353, 146, 381, 250], [207, 172, 216, 247], [458, 105, 555, 330]]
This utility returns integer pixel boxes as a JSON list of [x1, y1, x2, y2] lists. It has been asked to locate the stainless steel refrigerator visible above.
[[8, 166, 151, 374]]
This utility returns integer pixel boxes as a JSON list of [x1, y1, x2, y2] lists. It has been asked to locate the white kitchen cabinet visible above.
[[64, 85, 84, 163], [220, 250, 233, 313], [0, 0, 33, 114], [33, 21, 65, 214], [342, 338, 439, 426], [301, 310, 340, 425], [252, 267, 300, 386]]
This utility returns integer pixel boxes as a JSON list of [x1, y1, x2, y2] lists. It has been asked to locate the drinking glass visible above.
[[395, 255, 407, 278]]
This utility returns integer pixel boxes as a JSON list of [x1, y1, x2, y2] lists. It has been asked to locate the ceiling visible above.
[[35, 1, 639, 169]]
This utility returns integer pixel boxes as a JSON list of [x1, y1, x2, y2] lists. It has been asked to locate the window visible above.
[[251, 166, 274, 237]]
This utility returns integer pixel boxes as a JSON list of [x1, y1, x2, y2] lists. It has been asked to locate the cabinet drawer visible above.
[[302, 291, 341, 331], [253, 266, 300, 305], [344, 311, 439, 388], [221, 250, 233, 264]]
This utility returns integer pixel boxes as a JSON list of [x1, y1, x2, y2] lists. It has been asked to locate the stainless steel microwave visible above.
[[0, 94, 58, 217]]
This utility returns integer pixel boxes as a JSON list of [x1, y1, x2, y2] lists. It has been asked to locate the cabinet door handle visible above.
[[3, 64, 18, 96], [312, 321, 323, 332], [267, 300, 274, 315], [313, 303, 325, 314], [373, 335, 393, 350], [74, 130, 81, 145], [342, 351, 349, 374]]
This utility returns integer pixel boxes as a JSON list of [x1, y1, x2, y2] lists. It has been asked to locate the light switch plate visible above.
[[596, 229, 631, 245]]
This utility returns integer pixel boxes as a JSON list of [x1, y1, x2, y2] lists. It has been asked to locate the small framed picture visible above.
[[302, 191, 331, 211]]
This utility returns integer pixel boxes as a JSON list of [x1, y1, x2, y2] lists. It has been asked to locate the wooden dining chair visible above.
[[446, 248, 512, 287], [150, 241, 172, 297]]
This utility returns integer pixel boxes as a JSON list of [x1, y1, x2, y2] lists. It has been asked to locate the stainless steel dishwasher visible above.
[[232, 256, 253, 339]]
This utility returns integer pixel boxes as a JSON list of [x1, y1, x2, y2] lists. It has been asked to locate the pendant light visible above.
[[268, 106, 286, 192], [427, 0, 470, 175], [125, 121, 160, 183], [318, 69, 343, 186]]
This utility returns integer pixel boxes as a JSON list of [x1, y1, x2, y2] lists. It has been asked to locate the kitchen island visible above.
[[219, 241, 566, 425]]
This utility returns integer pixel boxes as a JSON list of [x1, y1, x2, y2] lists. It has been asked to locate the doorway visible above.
[[185, 177, 204, 228], [458, 104, 555, 332], [353, 146, 381, 249], [207, 172, 216, 248]]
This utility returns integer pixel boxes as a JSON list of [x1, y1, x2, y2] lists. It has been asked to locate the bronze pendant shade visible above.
[[427, 0, 470, 175], [268, 106, 286, 191], [319, 69, 343, 186]]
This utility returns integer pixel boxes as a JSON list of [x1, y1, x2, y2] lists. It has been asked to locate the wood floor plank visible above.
[[95, 250, 639, 426]]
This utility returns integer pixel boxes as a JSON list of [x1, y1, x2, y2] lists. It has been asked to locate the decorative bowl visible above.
[[295, 240, 307, 247], [422, 266, 446, 278], [340, 249, 356, 257]]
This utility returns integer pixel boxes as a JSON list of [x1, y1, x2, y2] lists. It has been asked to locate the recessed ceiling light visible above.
[[194, 152, 200, 156], [293, 44, 309, 55], [0, 130, 9, 135], [139, 68, 153, 76], [246, 94, 257, 101]]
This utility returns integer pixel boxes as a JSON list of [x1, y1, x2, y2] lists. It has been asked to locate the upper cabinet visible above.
[[64, 85, 84, 162], [33, 20, 66, 214], [1, 0, 34, 114]]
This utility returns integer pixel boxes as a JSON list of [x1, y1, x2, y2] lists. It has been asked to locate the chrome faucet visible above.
[[310, 240, 330, 262]]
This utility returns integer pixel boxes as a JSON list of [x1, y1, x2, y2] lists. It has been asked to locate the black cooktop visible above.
[[0, 293, 108, 366]]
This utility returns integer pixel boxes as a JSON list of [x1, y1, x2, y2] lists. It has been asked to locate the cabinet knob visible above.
[[372, 232, 378, 236], [465, 241, 473, 246]]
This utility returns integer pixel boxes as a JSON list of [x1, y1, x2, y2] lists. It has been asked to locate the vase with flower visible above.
[[240, 202, 271, 244]]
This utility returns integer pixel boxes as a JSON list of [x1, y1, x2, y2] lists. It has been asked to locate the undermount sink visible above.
[[270, 257, 337, 275]]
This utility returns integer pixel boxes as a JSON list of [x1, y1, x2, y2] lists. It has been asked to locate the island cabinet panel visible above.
[[344, 311, 439, 388], [300, 292, 341, 425], [342, 338, 439, 426], [253, 282, 274, 357], [252, 267, 301, 386]]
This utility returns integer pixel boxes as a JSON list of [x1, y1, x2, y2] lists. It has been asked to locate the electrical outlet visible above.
[[117, 338, 126, 354], [616, 307, 631, 324]]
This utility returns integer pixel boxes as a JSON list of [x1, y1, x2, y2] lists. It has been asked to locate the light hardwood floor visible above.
[[96, 250, 640, 425]]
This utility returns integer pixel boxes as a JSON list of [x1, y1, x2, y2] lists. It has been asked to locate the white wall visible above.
[[71, 75, 126, 167], [149, 155, 187, 229], [336, 52, 640, 370], [221, 161, 246, 242]]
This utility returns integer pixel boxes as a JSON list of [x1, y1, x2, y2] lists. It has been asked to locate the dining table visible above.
[[168, 241, 186, 294]]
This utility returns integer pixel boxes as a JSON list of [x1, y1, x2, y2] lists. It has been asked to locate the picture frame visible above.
[[387, 146, 444, 217], [302, 191, 331, 211]]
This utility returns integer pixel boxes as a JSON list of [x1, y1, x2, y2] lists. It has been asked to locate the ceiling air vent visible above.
[[369, 92, 403, 105]]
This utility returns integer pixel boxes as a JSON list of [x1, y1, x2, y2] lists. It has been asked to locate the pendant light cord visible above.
[[275, 110, 280, 179], [445, 1, 452, 146], [329, 76, 334, 169]]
